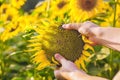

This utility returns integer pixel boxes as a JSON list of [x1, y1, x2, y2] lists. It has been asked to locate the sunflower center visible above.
[[57, 1, 67, 9], [43, 28, 84, 62], [77, 0, 97, 11]]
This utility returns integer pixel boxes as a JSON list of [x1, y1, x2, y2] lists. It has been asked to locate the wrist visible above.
[[68, 70, 90, 80], [70, 71, 108, 80], [89, 27, 102, 38]]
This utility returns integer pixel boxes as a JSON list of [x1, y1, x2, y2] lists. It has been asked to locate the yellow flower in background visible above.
[[50, 0, 70, 19], [27, 19, 94, 71], [10, 0, 26, 9], [0, 4, 19, 22], [0, 20, 23, 41], [0, 3, 10, 14], [18, 14, 38, 27], [0, 14, 36, 41], [34, 0, 70, 19], [32, 1, 48, 18], [69, 0, 110, 22]]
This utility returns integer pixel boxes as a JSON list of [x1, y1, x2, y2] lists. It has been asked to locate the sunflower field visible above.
[[0, 0, 120, 80]]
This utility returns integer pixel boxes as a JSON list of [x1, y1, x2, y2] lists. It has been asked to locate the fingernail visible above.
[[55, 53, 63, 61], [62, 24, 67, 28], [55, 53, 60, 59]]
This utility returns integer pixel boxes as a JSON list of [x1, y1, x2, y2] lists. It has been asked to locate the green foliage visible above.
[[87, 46, 120, 79]]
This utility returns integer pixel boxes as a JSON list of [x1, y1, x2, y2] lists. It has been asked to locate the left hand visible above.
[[54, 53, 86, 80]]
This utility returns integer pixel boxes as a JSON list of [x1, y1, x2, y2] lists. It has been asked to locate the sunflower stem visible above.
[[109, 0, 118, 79], [113, 0, 117, 27], [0, 44, 5, 79], [109, 49, 113, 80], [109, 0, 118, 80]]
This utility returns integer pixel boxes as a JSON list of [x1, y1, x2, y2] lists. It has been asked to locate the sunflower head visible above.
[[43, 27, 84, 62], [28, 20, 88, 70], [69, 0, 107, 22], [50, 0, 69, 19]]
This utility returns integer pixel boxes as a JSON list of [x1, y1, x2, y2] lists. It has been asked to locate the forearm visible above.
[[98, 27, 120, 44], [66, 71, 107, 80], [90, 27, 120, 51]]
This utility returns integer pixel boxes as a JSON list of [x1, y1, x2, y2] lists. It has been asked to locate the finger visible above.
[[54, 70, 60, 78], [62, 23, 81, 30], [54, 53, 67, 64]]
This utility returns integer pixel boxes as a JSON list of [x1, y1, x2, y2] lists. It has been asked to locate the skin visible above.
[[54, 21, 120, 80]]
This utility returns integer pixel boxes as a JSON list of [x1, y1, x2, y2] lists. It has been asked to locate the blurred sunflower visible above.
[[27, 19, 94, 71], [0, 3, 10, 14], [0, 21, 22, 41], [69, 0, 110, 22], [0, 4, 19, 23], [32, 1, 48, 18], [10, 0, 26, 9], [19, 14, 38, 27], [0, 15, 33, 41], [50, 0, 70, 19]]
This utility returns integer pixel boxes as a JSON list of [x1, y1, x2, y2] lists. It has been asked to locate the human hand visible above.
[[54, 53, 87, 80], [62, 21, 101, 45], [54, 54, 108, 80], [62, 21, 120, 51]]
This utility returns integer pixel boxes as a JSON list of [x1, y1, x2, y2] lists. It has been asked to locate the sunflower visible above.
[[69, 0, 110, 22], [32, 1, 48, 18], [10, 0, 26, 9], [0, 14, 35, 41], [0, 19, 23, 41], [50, 0, 70, 19], [1, 13, 40, 41], [0, 4, 19, 23], [27, 19, 94, 71]]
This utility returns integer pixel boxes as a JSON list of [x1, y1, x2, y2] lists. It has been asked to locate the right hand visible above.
[[62, 21, 101, 45]]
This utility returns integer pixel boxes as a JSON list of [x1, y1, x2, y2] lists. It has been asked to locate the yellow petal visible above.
[[82, 35, 93, 44], [82, 50, 91, 57], [84, 44, 94, 52]]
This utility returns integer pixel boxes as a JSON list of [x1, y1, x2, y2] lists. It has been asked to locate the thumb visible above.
[[54, 53, 67, 64], [62, 23, 81, 30]]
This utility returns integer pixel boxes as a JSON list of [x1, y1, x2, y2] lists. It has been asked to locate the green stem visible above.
[[0, 48, 5, 80], [113, 0, 117, 27], [1, 60, 5, 80], [109, 49, 113, 80], [109, 0, 118, 79]]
